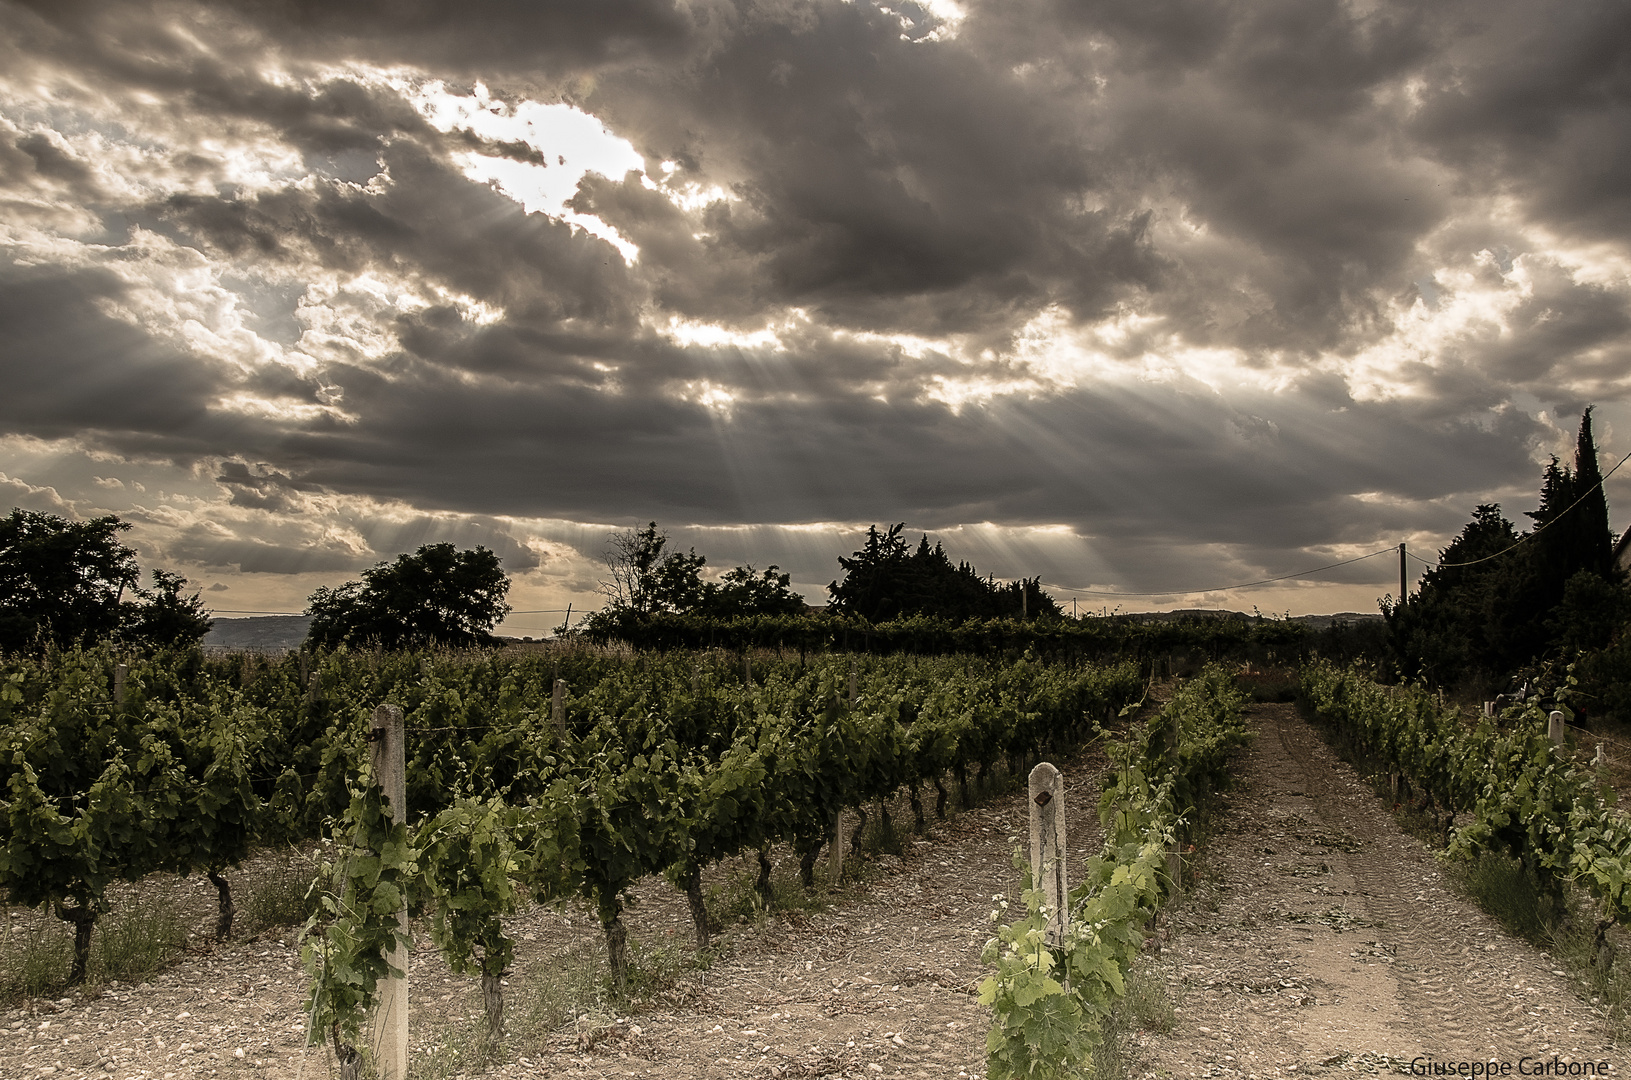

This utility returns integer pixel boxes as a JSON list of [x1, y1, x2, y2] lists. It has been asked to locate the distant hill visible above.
[[203, 615, 311, 651], [1123, 609, 1382, 629]]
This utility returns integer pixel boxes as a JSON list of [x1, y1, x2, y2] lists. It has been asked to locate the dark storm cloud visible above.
[[1410, 0, 1631, 240], [215, 461, 318, 512], [580, 0, 1165, 339], [3, 0, 1630, 609], [9, 0, 693, 86], [0, 263, 220, 441]]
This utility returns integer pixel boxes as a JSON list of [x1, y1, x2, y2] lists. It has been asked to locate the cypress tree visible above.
[[1573, 406, 1615, 577]]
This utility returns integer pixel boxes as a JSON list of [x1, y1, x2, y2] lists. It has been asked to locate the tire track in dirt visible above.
[[1139, 703, 1618, 1079]]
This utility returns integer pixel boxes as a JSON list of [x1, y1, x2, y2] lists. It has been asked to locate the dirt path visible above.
[[1138, 703, 1619, 1078]]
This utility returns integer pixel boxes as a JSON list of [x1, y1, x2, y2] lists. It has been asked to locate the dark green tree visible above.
[[828, 524, 1063, 621], [827, 524, 912, 621], [588, 524, 808, 635], [121, 570, 214, 648], [598, 523, 708, 617], [1387, 408, 1624, 686], [0, 509, 140, 652], [1385, 504, 1520, 681], [304, 544, 511, 650], [701, 565, 807, 617]]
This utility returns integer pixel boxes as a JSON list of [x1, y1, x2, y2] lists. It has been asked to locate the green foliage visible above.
[[827, 523, 1063, 621], [701, 564, 807, 617], [1301, 660, 1631, 924], [980, 665, 1249, 1079], [0, 644, 1151, 1039], [417, 797, 518, 979], [121, 570, 214, 648], [305, 543, 511, 650], [301, 772, 418, 1062], [0, 508, 140, 653], [581, 607, 1377, 663], [1386, 409, 1623, 688], [587, 523, 806, 639]]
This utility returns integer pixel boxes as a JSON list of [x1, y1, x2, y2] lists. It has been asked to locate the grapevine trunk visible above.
[[605, 912, 629, 993], [331, 1025, 362, 1080], [480, 972, 504, 1048], [755, 845, 774, 905], [681, 865, 711, 948], [206, 869, 236, 941], [53, 900, 98, 987]]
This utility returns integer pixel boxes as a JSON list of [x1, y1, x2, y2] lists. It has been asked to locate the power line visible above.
[[1404, 446, 1631, 570], [1038, 547, 1398, 598]]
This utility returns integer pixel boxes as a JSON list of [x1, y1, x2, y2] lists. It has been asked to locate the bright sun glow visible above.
[[393, 79, 646, 260]]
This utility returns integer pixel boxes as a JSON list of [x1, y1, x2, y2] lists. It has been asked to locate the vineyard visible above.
[[0, 643, 1158, 1073], [4, 647, 1631, 1077]]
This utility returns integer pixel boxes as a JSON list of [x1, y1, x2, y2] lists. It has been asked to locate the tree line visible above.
[[1385, 407, 1631, 714], [0, 509, 1073, 656], [0, 509, 212, 654]]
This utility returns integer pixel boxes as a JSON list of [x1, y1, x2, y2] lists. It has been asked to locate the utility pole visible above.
[[1399, 542, 1407, 602]]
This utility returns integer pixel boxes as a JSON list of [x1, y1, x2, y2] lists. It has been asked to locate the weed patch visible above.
[[241, 853, 324, 933]]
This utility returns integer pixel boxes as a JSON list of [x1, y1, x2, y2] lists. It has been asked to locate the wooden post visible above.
[[113, 663, 127, 709], [1549, 710, 1566, 746], [298, 651, 310, 690], [1028, 763, 1067, 946], [551, 680, 568, 743], [848, 657, 857, 705], [744, 654, 752, 686], [369, 704, 408, 1080], [1399, 542, 1407, 602]]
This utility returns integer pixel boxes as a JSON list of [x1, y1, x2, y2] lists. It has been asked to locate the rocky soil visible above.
[[3, 699, 1623, 1079]]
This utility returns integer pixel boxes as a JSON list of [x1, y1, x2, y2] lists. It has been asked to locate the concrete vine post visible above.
[[1549, 710, 1566, 746], [551, 679, 568, 744], [369, 704, 408, 1080], [1028, 762, 1067, 946]]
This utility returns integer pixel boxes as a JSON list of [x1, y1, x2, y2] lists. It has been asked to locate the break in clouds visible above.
[[1, 0, 1629, 621]]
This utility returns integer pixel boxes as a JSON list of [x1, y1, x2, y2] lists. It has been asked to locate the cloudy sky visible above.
[[4, 0, 1630, 632]]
